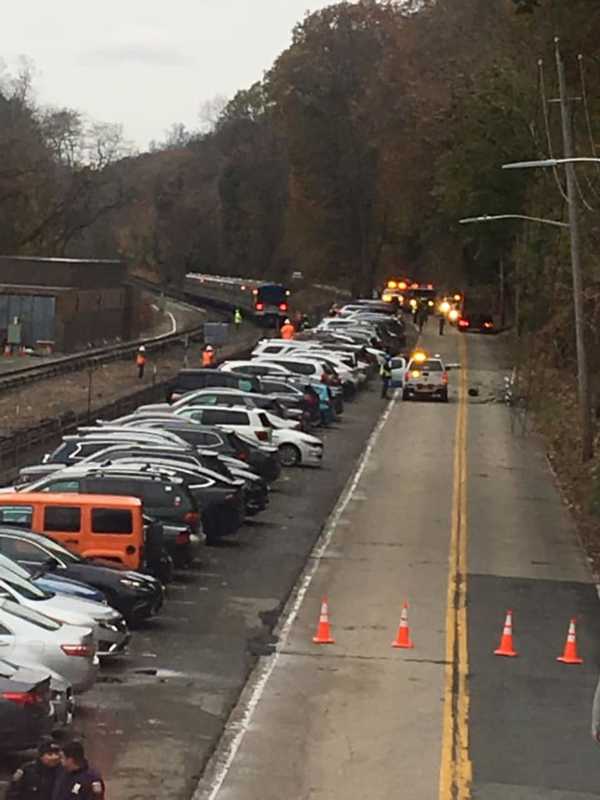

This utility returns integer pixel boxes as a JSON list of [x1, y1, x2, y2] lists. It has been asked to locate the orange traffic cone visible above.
[[392, 601, 414, 649], [557, 618, 583, 665], [494, 610, 518, 657], [313, 597, 335, 644]]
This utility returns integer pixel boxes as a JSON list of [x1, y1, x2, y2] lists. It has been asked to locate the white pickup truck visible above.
[[403, 356, 449, 402]]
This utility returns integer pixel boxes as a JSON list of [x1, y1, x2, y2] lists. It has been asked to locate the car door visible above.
[[390, 357, 406, 387]]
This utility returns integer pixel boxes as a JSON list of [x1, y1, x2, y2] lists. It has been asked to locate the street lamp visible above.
[[459, 214, 569, 229]]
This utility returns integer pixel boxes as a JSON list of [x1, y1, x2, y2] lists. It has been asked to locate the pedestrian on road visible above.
[[280, 318, 296, 340], [52, 740, 105, 800], [438, 314, 445, 336], [202, 344, 216, 367], [380, 352, 392, 399], [233, 308, 242, 329], [136, 345, 146, 379], [6, 738, 63, 800]]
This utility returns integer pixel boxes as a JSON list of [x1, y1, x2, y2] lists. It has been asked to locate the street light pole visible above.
[[555, 38, 593, 461]]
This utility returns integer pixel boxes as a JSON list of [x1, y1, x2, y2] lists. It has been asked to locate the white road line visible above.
[[195, 390, 398, 800]]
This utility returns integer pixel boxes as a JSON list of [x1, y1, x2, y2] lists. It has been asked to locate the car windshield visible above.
[[0, 567, 53, 601], [33, 535, 81, 565], [411, 360, 443, 371]]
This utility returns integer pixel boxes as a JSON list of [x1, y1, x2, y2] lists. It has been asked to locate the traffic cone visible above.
[[557, 618, 583, 665], [494, 610, 518, 657], [312, 597, 335, 644], [392, 601, 414, 649]]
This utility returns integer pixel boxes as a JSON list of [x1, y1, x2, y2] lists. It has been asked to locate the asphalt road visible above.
[[192, 323, 600, 800], [0, 377, 393, 799]]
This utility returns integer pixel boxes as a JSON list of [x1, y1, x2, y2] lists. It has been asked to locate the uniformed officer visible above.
[[233, 308, 242, 328], [380, 352, 393, 399], [51, 741, 105, 800], [6, 738, 63, 800]]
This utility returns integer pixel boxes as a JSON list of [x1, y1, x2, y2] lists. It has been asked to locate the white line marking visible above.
[[194, 390, 398, 800]]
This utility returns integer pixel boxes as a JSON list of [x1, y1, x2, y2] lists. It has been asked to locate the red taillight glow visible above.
[[483, 322, 493, 328], [256, 302, 264, 311], [2, 691, 44, 706], [442, 372, 449, 384], [458, 319, 469, 328], [279, 303, 288, 311], [61, 644, 94, 657], [177, 530, 192, 544]]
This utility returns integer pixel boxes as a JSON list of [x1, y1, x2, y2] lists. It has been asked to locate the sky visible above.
[[0, 0, 336, 150]]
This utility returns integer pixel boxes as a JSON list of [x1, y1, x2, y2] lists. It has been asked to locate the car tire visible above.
[[402, 390, 410, 401], [279, 443, 301, 467], [441, 389, 449, 403]]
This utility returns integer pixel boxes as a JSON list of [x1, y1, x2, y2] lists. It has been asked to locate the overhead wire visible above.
[[538, 58, 570, 203]]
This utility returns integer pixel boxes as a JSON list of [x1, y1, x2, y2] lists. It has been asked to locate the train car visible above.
[[252, 283, 290, 324]]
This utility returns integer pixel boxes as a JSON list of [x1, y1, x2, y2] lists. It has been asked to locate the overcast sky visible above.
[[1, 0, 335, 150]]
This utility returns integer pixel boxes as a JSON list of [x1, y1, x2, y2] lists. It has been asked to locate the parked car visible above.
[[0, 561, 130, 658], [0, 528, 163, 625], [23, 468, 203, 569], [0, 493, 169, 579], [0, 552, 108, 605], [0, 659, 54, 751], [166, 369, 261, 403], [176, 405, 274, 444], [0, 598, 98, 693]]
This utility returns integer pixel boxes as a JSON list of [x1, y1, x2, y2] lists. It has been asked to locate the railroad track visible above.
[[0, 278, 245, 393]]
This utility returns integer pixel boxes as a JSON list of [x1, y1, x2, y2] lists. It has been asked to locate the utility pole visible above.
[[555, 38, 593, 461]]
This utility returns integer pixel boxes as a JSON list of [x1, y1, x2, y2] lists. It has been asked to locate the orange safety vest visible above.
[[280, 324, 295, 340], [136, 353, 146, 367], [202, 350, 215, 367]]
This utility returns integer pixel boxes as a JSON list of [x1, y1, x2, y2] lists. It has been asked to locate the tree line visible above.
[[3, 0, 600, 317]]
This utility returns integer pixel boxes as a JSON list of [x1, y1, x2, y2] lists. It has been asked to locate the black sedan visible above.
[[0, 527, 164, 626]]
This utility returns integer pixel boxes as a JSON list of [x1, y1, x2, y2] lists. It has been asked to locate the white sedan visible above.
[[263, 412, 324, 467]]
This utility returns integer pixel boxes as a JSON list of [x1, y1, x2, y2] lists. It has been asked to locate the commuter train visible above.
[[185, 273, 290, 326]]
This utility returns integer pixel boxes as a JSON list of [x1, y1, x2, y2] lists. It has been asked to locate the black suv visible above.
[[167, 369, 261, 403], [25, 467, 202, 568]]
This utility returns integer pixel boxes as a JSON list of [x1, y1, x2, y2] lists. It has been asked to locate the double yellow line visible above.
[[439, 336, 472, 799]]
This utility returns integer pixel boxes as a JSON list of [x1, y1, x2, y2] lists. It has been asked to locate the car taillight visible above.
[[2, 690, 44, 706], [236, 451, 248, 461], [458, 319, 469, 327], [279, 303, 288, 311], [61, 644, 95, 657], [183, 512, 198, 527], [176, 529, 191, 544], [256, 430, 269, 442], [256, 303, 264, 311], [442, 372, 449, 384]]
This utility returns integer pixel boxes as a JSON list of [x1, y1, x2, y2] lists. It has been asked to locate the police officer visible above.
[[233, 308, 242, 329], [438, 314, 445, 336], [6, 738, 63, 800], [380, 351, 393, 399], [52, 741, 105, 800]]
